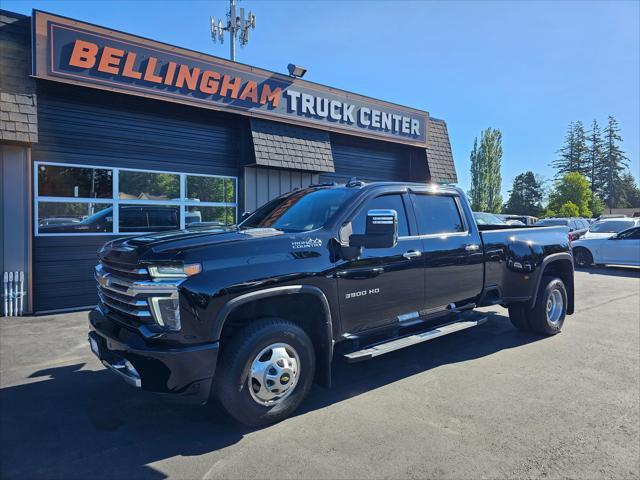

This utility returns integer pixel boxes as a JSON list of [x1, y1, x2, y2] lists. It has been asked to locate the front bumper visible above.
[[88, 307, 219, 404]]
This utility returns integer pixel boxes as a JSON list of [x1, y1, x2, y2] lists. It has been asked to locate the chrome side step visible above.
[[344, 314, 488, 362]]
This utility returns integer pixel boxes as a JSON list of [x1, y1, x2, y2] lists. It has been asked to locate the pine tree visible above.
[[468, 128, 503, 212], [552, 121, 589, 177], [586, 119, 605, 195], [601, 115, 629, 208], [468, 138, 484, 211], [481, 128, 503, 213], [503, 171, 544, 216]]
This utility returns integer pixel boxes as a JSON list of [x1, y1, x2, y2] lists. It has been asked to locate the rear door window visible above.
[[412, 194, 465, 235]]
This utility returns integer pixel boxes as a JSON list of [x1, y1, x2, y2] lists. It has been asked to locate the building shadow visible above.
[[0, 312, 543, 479]]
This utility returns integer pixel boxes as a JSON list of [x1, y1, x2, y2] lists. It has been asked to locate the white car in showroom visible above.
[[572, 226, 640, 267]]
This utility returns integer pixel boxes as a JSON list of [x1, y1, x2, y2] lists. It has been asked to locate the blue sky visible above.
[[5, 0, 639, 196]]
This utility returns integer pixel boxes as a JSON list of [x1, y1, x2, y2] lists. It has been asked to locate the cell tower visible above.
[[210, 0, 256, 62]]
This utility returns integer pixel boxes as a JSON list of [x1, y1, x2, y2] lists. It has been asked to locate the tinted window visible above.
[[241, 187, 356, 232], [352, 194, 409, 237], [618, 227, 640, 240], [413, 194, 464, 235]]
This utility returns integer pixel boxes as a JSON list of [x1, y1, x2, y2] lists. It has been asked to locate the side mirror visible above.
[[349, 209, 398, 249], [610, 233, 619, 240]]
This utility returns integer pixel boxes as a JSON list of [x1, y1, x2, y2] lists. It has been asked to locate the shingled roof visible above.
[[250, 119, 335, 173], [426, 118, 457, 183]]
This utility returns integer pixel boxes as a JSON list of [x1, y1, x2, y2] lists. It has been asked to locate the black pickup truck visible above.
[[89, 181, 574, 426]]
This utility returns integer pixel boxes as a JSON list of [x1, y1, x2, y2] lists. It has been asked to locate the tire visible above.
[[508, 303, 531, 331], [215, 317, 315, 426], [573, 247, 593, 268], [527, 276, 568, 336]]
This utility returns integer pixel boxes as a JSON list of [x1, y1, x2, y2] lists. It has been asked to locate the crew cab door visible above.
[[410, 191, 484, 311], [336, 193, 425, 334]]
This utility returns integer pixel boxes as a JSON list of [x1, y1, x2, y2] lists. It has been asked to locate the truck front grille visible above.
[[95, 262, 178, 325]]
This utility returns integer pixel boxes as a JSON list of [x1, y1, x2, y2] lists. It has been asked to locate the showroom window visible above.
[[34, 162, 237, 235]]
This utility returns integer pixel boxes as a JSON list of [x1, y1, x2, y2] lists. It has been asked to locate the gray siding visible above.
[[1, 144, 32, 313], [244, 166, 319, 213]]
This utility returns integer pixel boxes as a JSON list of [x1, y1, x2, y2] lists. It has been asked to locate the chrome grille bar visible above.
[[95, 263, 180, 323]]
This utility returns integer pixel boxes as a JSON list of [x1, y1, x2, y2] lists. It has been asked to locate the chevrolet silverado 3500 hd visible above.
[[89, 181, 574, 426]]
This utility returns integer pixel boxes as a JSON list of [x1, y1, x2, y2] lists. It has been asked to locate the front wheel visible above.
[[215, 318, 315, 426], [573, 247, 593, 268]]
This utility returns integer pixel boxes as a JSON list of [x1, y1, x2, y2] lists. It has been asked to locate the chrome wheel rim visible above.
[[248, 342, 300, 406], [546, 288, 564, 326]]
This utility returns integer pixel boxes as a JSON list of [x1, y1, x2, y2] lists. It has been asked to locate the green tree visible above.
[[558, 201, 580, 217], [601, 115, 629, 208], [547, 172, 592, 217], [503, 171, 544, 216], [552, 121, 589, 178], [615, 172, 640, 208], [586, 119, 605, 195], [468, 127, 503, 213], [589, 195, 606, 217]]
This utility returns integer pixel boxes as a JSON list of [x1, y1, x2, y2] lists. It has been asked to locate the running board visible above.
[[344, 314, 488, 362]]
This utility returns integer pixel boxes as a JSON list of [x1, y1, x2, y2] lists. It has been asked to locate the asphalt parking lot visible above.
[[1, 267, 639, 480]]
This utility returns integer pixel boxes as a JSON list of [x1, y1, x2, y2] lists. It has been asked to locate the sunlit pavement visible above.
[[1, 267, 638, 479]]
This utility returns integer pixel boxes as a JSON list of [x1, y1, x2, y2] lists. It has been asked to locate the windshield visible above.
[[537, 219, 567, 226], [473, 212, 506, 225], [240, 187, 357, 232], [589, 220, 635, 233]]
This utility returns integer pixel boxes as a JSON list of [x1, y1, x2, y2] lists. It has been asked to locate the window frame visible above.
[[410, 192, 469, 238], [34, 161, 238, 236]]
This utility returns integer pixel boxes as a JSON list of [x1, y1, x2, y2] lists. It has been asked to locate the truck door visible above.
[[410, 192, 484, 311], [336, 193, 425, 334]]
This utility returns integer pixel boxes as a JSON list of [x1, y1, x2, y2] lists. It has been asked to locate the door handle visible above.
[[403, 250, 422, 259], [465, 244, 480, 251]]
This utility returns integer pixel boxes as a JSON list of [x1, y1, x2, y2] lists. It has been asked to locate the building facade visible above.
[[0, 9, 457, 314]]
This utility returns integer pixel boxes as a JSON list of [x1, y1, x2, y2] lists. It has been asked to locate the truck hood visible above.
[[100, 227, 286, 262]]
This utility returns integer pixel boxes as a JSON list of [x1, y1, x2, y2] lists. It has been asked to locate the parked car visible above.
[[573, 226, 640, 267], [473, 212, 508, 226], [39, 205, 181, 233], [536, 217, 589, 240], [494, 214, 525, 226], [90, 181, 575, 426], [583, 217, 640, 239]]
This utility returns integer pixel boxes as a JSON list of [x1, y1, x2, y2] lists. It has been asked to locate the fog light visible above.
[[149, 294, 181, 331]]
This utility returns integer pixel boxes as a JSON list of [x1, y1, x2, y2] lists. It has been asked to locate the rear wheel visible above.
[[573, 247, 593, 268], [215, 318, 315, 426], [527, 276, 567, 335]]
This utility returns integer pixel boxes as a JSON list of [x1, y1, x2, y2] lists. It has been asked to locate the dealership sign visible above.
[[33, 11, 428, 146]]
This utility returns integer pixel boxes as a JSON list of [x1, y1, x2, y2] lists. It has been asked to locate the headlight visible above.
[[148, 263, 201, 279], [149, 294, 181, 331]]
